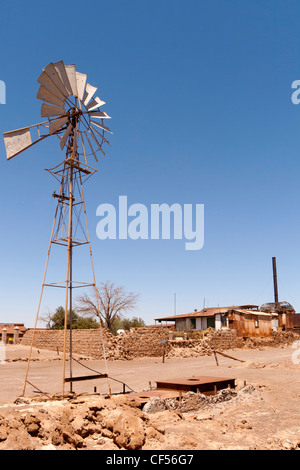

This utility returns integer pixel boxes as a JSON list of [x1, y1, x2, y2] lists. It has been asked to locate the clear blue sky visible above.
[[0, 0, 300, 327]]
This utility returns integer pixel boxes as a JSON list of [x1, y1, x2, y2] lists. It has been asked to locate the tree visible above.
[[77, 281, 139, 331], [40, 307, 54, 329], [75, 315, 99, 330], [50, 306, 72, 330], [41, 306, 99, 330], [109, 316, 146, 335], [122, 317, 146, 330]]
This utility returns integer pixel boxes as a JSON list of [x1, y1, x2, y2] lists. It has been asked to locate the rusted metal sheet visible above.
[[286, 313, 300, 331], [155, 376, 236, 395], [228, 309, 274, 338], [126, 390, 180, 405]]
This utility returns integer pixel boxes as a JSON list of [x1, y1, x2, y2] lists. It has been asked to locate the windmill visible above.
[[3, 61, 112, 397]]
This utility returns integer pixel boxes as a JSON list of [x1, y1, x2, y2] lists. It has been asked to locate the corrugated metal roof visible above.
[[155, 304, 265, 322], [232, 309, 277, 317]]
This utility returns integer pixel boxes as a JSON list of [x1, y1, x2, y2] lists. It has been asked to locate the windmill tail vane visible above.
[[3, 61, 113, 398]]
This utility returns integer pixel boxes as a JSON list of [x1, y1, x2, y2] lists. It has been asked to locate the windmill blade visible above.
[[88, 110, 111, 119], [90, 130, 106, 156], [37, 71, 66, 103], [64, 64, 78, 97], [90, 119, 113, 134], [86, 96, 106, 111], [3, 124, 51, 160], [82, 83, 97, 106], [41, 103, 66, 117], [60, 123, 72, 150], [37, 85, 65, 108], [80, 131, 88, 164], [76, 72, 87, 101], [84, 131, 98, 162], [49, 116, 69, 135], [43, 62, 70, 98], [53, 61, 73, 97], [90, 122, 110, 145]]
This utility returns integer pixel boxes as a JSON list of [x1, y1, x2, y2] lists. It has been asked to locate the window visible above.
[[255, 319, 259, 328], [207, 317, 215, 329], [221, 315, 228, 328]]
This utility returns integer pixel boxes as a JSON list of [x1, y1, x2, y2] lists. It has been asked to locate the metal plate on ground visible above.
[[155, 376, 236, 395], [126, 390, 180, 405]]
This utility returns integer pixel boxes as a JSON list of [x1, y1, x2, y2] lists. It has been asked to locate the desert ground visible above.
[[0, 343, 300, 450]]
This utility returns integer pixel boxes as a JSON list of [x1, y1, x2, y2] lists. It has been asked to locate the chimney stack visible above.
[[272, 257, 279, 305]]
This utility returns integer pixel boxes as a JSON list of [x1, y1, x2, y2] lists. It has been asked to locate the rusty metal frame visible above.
[[22, 110, 111, 398]]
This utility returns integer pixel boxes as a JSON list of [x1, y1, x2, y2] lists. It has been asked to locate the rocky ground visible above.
[[0, 343, 300, 450], [0, 384, 272, 450]]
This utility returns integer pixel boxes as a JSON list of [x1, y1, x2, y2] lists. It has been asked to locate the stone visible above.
[[113, 411, 145, 450], [23, 415, 41, 436], [143, 397, 169, 414]]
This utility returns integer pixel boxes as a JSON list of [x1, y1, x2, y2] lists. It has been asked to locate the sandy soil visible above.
[[0, 344, 299, 450]]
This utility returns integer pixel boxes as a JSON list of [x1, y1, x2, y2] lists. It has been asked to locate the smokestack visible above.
[[272, 257, 279, 304]]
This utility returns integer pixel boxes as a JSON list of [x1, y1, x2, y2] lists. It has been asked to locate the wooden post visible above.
[[214, 350, 245, 363], [161, 339, 167, 363], [213, 351, 219, 366]]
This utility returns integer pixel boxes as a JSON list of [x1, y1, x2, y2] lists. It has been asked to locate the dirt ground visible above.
[[0, 343, 300, 450]]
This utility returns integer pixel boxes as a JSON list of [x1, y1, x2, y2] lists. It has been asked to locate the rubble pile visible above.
[[0, 395, 154, 450], [0, 384, 262, 450], [143, 385, 259, 414], [243, 331, 297, 349]]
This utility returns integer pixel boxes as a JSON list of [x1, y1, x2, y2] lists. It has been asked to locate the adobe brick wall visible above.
[[167, 330, 241, 357], [20, 326, 171, 360], [20, 328, 298, 360]]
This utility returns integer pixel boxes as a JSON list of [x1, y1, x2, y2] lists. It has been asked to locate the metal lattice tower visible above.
[[3, 61, 112, 396]]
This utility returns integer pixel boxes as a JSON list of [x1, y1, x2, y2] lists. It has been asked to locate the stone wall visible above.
[[20, 327, 171, 360], [167, 330, 241, 358], [20, 328, 298, 360]]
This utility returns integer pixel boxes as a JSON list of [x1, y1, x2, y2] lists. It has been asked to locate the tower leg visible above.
[[22, 167, 67, 397]]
